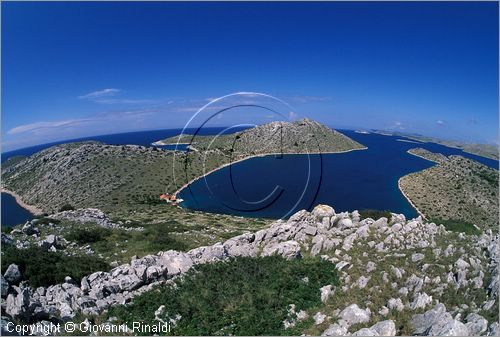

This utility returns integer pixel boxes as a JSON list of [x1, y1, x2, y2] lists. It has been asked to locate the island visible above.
[[400, 148, 499, 231]]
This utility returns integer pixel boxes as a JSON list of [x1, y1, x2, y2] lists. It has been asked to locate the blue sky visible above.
[[2, 1, 498, 151]]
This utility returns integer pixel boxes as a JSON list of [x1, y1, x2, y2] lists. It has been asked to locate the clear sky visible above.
[[2, 1, 498, 151]]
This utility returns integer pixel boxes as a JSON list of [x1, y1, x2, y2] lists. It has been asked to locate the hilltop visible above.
[[156, 118, 366, 158]]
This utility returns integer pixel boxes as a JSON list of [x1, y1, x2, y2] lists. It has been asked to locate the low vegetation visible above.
[[108, 256, 339, 336], [1, 246, 109, 288], [429, 218, 481, 235], [359, 209, 392, 221], [400, 150, 498, 231]]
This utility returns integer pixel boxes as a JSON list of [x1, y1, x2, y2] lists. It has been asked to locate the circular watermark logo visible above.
[[167, 92, 325, 219]]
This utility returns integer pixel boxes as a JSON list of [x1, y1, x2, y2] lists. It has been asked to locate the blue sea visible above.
[[179, 130, 498, 219], [1, 128, 498, 225], [1, 193, 35, 228]]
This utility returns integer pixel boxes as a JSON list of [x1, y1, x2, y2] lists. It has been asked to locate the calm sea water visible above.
[[179, 131, 498, 219], [1, 193, 34, 227], [2, 128, 498, 224]]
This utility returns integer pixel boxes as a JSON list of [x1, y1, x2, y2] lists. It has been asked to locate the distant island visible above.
[[373, 130, 499, 160]]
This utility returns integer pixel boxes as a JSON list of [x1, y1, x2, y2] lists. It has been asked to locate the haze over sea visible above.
[[1, 128, 498, 226]]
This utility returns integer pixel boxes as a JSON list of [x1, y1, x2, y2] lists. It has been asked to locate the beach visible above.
[[397, 178, 426, 220]]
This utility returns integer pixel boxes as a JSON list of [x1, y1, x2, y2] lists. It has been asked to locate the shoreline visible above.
[[397, 178, 426, 220], [152, 141, 192, 146], [173, 147, 368, 197], [405, 149, 442, 164], [1, 188, 43, 216]]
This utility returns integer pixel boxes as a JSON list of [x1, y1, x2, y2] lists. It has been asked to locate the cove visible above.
[[1, 192, 34, 227], [179, 131, 498, 219]]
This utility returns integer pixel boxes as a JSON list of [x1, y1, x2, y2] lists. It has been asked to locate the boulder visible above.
[[261, 241, 301, 260], [339, 304, 371, 326], [428, 319, 469, 336], [352, 327, 379, 336], [387, 298, 404, 312], [410, 292, 432, 310], [312, 205, 335, 220], [455, 258, 471, 270], [22, 222, 39, 236], [4, 264, 21, 284], [411, 253, 425, 262], [224, 233, 257, 258], [410, 303, 469, 336], [1, 233, 14, 246], [355, 276, 370, 289], [6, 288, 31, 320], [488, 322, 499, 336], [159, 251, 193, 277], [371, 320, 396, 336], [320, 285, 333, 303], [322, 323, 348, 336], [188, 244, 227, 264], [391, 223, 402, 233], [337, 218, 354, 230], [373, 217, 388, 229], [465, 313, 488, 336], [313, 312, 326, 325], [39, 234, 63, 250]]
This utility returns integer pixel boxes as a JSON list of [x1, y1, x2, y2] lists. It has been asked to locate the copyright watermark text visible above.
[[5, 321, 172, 335]]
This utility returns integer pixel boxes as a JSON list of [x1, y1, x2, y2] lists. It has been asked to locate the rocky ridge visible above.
[[158, 118, 366, 157], [1, 205, 498, 335]]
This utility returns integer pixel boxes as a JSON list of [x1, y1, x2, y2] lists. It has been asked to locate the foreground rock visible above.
[[49, 208, 144, 231], [3, 205, 498, 336]]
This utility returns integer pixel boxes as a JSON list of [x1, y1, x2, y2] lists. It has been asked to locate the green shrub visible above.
[[66, 227, 112, 244], [142, 226, 188, 252], [1, 226, 12, 233], [59, 204, 75, 212], [1, 246, 109, 288], [32, 217, 61, 225], [431, 218, 481, 235], [109, 256, 339, 336], [359, 209, 392, 221]]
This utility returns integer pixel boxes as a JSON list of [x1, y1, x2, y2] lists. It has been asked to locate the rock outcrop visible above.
[[2, 205, 498, 336]]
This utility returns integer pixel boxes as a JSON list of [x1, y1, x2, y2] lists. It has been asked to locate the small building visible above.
[[160, 193, 177, 202]]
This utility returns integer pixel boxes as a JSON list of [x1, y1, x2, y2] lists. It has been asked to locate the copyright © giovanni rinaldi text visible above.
[[5, 321, 172, 335]]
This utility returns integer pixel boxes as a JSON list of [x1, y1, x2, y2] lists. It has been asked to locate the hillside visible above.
[[156, 118, 366, 158], [1, 119, 365, 217], [400, 149, 499, 231], [2, 205, 498, 335]]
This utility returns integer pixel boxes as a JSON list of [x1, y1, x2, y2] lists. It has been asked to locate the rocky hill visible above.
[[156, 118, 366, 158], [1, 119, 365, 216], [1, 205, 498, 335], [400, 149, 499, 231]]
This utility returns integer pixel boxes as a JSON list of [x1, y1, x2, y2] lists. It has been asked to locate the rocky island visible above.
[[400, 148, 499, 232]]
